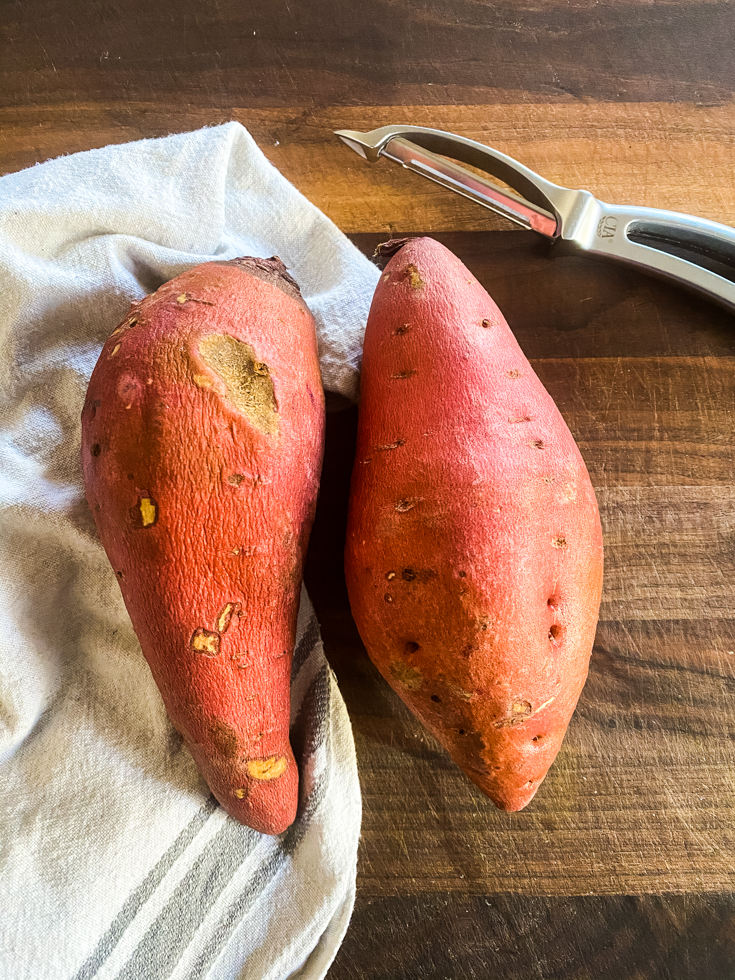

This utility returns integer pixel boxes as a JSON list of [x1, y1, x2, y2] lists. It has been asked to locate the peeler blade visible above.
[[334, 125, 559, 236]]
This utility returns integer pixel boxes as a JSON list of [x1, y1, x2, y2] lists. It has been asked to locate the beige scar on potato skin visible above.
[[198, 333, 279, 436], [233, 756, 289, 796]]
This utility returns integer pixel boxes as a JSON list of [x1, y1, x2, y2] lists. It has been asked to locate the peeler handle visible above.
[[563, 199, 735, 312]]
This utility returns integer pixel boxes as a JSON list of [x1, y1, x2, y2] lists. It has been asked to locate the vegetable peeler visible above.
[[334, 124, 735, 313]]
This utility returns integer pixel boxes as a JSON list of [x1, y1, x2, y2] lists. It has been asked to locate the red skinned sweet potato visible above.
[[345, 238, 603, 811], [81, 258, 325, 834]]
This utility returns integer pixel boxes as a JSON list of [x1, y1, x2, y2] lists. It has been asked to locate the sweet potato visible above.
[[345, 238, 603, 811], [81, 258, 325, 834]]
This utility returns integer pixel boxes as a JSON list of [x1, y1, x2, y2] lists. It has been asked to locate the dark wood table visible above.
[[3, 2, 735, 976]]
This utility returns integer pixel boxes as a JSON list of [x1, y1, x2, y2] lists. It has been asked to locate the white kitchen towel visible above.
[[0, 123, 380, 980]]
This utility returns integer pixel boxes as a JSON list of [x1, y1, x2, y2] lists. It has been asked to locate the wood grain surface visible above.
[[3, 103, 735, 233], [3, 0, 735, 975]]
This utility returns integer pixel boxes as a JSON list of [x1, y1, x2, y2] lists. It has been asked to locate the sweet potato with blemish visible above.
[[81, 258, 325, 834], [345, 237, 603, 811]]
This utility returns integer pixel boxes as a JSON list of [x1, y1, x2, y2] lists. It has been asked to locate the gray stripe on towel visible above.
[[71, 796, 219, 980], [189, 770, 332, 980], [114, 817, 267, 980], [186, 665, 333, 980], [291, 614, 321, 680], [113, 628, 329, 980]]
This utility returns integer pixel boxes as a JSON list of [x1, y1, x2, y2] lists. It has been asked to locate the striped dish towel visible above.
[[0, 123, 378, 979]]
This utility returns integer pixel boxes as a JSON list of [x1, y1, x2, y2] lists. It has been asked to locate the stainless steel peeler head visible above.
[[333, 124, 579, 237], [335, 124, 735, 314]]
